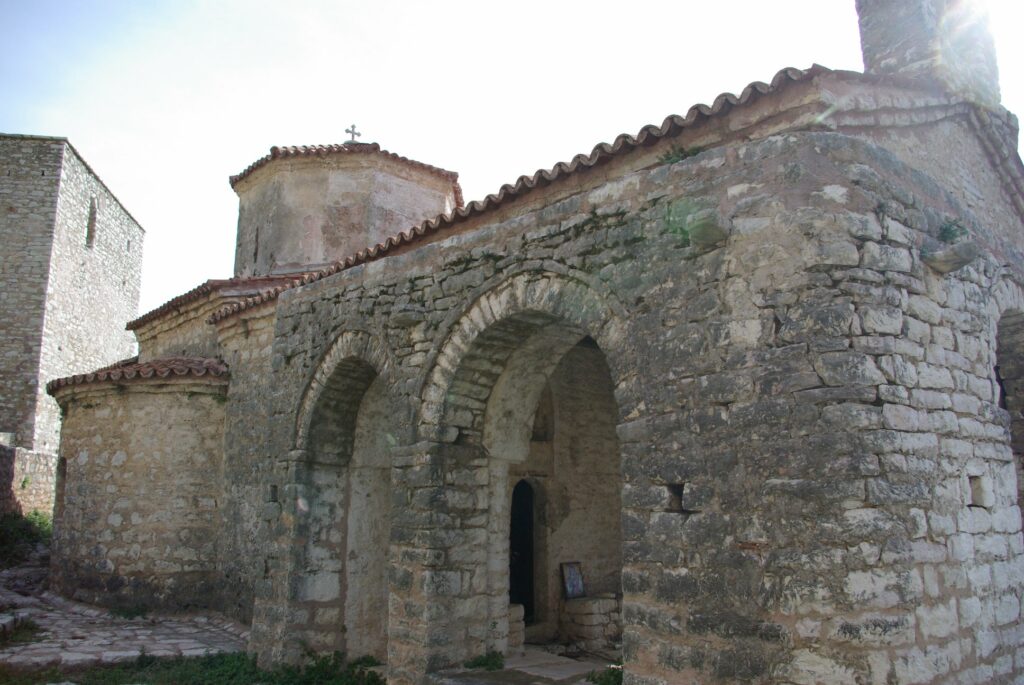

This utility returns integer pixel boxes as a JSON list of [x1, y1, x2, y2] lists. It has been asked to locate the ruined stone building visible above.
[[44, 1, 1024, 683], [0, 134, 143, 516]]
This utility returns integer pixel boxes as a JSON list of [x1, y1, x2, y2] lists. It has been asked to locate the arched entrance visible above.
[[503, 338, 622, 646], [509, 479, 535, 622], [431, 319, 624, 657], [294, 356, 392, 661]]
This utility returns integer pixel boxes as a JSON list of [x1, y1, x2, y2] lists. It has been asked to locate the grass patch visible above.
[[0, 618, 43, 646], [586, 663, 623, 685], [0, 510, 51, 569], [0, 651, 385, 685], [463, 650, 504, 671]]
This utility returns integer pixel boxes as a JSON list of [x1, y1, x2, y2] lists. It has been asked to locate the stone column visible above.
[[250, 449, 315, 666], [388, 440, 492, 684]]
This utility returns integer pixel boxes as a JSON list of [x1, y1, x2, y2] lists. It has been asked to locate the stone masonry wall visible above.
[[135, 301, 225, 362], [36, 144, 143, 454], [0, 135, 142, 515], [215, 311, 281, 622], [228, 129, 1024, 684], [0, 136, 62, 456], [51, 379, 226, 612]]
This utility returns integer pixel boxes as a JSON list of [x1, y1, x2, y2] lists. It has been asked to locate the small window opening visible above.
[[665, 483, 701, 514], [968, 476, 992, 509], [126, 238, 131, 252], [269, 484, 278, 503], [85, 197, 98, 248]]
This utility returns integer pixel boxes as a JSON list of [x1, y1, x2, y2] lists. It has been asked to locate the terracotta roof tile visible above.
[[229, 142, 464, 208], [127, 274, 316, 331], [47, 357, 229, 394], [208, 63, 1023, 324], [208, 65, 825, 324]]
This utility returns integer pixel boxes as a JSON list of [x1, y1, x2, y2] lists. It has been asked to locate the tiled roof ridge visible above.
[[47, 357, 229, 395], [229, 142, 464, 207], [208, 64, 1023, 325], [127, 273, 317, 331], [208, 64, 828, 324]]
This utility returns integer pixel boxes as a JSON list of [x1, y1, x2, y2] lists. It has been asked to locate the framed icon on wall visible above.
[[561, 562, 585, 599]]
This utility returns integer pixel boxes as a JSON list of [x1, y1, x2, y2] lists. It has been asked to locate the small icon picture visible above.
[[561, 562, 585, 599]]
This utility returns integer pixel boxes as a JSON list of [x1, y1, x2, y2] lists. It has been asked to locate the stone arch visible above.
[[261, 328, 397, 662], [403, 270, 631, 670], [418, 269, 632, 442], [295, 329, 393, 452]]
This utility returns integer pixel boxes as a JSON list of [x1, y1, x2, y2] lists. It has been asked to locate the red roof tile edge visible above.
[[47, 357, 229, 395], [207, 65, 826, 324], [127, 274, 317, 331], [229, 141, 465, 208], [208, 64, 1024, 325]]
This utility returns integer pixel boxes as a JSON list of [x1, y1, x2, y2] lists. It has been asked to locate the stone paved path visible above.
[[0, 545, 247, 672], [430, 646, 613, 685]]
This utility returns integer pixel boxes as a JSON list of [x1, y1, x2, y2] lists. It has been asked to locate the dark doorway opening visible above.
[[509, 479, 535, 623]]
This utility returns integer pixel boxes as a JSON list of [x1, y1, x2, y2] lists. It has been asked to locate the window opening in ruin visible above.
[[85, 197, 97, 248], [509, 479, 536, 624]]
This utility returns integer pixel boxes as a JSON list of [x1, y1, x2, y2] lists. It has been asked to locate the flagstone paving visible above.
[[3, 548, 612, 683], [0, 547, 246, 672], [430, 646, 614, 685]]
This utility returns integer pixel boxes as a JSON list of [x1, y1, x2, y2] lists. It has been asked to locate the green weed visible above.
[[463, 650, 504, 671], [658, 144, 702, 165], [586, 662, 624, 685]]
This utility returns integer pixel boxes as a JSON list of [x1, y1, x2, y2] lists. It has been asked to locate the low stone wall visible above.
[[561, 595, 622, 653], [12, 449, 57, 515], [1, 446, 57, 516]]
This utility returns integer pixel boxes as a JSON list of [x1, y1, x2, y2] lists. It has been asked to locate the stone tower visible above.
[[0, 134, 143, 515]]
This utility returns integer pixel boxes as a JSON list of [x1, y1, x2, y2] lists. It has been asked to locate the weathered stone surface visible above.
[[41, 6, 1024, 685], [0, 136, 143, 516]]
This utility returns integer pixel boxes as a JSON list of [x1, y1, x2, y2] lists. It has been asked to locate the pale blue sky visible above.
[[1, 0, 1020, 314]]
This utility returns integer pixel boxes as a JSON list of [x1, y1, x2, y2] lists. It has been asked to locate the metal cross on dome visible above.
[[345, 124, 361, 143]]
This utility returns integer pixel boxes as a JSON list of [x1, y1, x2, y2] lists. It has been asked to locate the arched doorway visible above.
[[504, 338, 622, 646], [509, 479, 535, 622], [298, 357, 392, 661], [407, 273, 631, 673]]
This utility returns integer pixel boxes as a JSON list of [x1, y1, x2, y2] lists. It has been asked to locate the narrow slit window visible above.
[[86, 197, 98, 248]]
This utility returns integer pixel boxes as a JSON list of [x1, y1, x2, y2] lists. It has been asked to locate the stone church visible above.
[[45, 1, 1024, 683]]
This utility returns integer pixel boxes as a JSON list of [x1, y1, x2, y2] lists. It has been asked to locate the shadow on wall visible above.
[[1, 446, 23, 516]]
